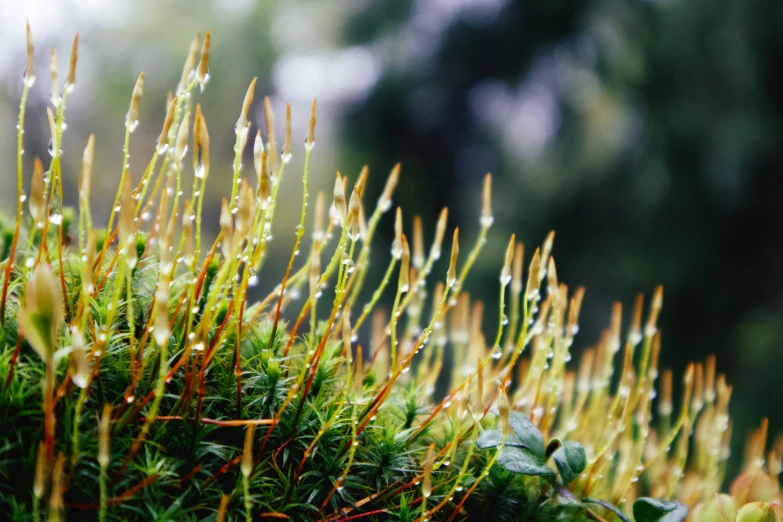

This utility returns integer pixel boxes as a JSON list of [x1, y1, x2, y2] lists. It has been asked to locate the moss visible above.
[[0, 26, 780, 522]]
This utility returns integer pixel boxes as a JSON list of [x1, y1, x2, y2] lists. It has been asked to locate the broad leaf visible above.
[[477, 429, 503, 449], [633, 497, 688, 522], [582, 498, 631, 522], [507, 410, 545, 459], [553, 488, 583, 508], [497, 447, 555, 477], [546, 438, 562, 458], [553, 441, 586, 484], [476, 429, 526, 450]]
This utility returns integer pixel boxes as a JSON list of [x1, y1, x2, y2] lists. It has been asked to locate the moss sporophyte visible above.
[[0, 25, 781, 522]]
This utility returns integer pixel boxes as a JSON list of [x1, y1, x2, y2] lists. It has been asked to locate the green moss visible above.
[[0, 26, 777, 522]]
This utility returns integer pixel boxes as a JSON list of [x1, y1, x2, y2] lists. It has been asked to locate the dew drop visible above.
[[23, 73, 37, 88], [480, 215, 494, 228], [125, 114, 139, 133]]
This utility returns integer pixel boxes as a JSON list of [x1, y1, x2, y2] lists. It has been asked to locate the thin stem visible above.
[[243, 471, 252, 521], [106, 122, 132, 243], [44, 356, 55, 461], [270, 145, 311, 342], [389, 288, 402, 372], [0, 79, 31, 325], [99, 461, 108, 522], [493, 281, 508, 352], [447, 428, 507, 521]]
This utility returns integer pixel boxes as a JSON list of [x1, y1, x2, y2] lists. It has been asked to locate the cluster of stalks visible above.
[[0, 25, 781, 522]]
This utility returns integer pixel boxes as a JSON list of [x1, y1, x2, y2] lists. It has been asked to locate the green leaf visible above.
[[553, 441, 586, 484], [507, 410, 545, 458], [476, 429, 527, 450], [497, 447, 555, 477], [633, 497, 689, 522], [477, 429, 503, 449], [553, 488, 583, 508], [546, 438, 562, 458], [735, 501, 782, 522], [17, 309, 54, 360], [582, 498, 631, 522], [18, 263, 64, 359]]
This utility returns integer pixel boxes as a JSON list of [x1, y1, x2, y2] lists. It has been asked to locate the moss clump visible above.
[[0, 26, 781, 522]]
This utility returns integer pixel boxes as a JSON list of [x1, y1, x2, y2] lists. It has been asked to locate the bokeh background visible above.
[[1, 0, 782, 481]]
